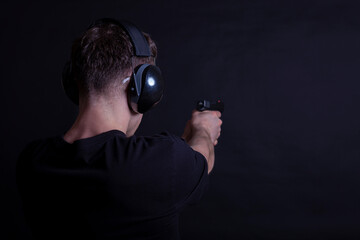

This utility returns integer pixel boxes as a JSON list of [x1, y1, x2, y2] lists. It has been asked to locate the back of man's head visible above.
[[70, 21, 157, 99]]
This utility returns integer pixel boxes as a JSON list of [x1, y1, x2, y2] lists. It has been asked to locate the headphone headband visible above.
[[88, 18, 151, 57]]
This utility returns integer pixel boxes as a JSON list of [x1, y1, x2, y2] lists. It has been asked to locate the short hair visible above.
[[70, 21, 157, 97]]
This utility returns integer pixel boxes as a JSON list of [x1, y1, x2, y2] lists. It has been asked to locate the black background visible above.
[[1, 0, 360, 239]]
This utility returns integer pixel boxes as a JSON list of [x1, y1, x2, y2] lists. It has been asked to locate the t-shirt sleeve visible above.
[[167, 133, 209, 208]]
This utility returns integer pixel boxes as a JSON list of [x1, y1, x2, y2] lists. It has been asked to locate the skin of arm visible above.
[[182, 110, 222, 174]]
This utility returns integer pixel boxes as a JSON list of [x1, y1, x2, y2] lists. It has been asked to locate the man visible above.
[[17, 18, 222, 239]]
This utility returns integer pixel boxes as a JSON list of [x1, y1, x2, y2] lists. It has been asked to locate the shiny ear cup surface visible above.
[[128, 64, 164, 113], [62, 61, 79, 105]]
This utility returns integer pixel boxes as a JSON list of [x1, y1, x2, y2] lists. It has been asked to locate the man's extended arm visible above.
[[182, 110, 222, 173]]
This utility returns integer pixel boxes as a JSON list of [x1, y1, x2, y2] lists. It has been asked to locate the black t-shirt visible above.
[[17, 130, 209, 240]]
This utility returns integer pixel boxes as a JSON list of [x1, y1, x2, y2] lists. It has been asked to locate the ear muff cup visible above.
[[128, 64, 164, 113], [62, 61, 79, 105]]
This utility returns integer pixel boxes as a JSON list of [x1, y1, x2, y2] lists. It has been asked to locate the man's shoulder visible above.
[[135, 131, 207, 166], [139, 131, 184, 143], [17, 136, 61, 165], [133, 131, 192, 153]]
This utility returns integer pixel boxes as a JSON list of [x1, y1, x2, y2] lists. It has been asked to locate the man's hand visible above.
[[182, 110, 222, 173]]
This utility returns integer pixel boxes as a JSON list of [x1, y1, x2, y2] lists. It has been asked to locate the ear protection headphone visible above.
[[62, 18, 164, 114]]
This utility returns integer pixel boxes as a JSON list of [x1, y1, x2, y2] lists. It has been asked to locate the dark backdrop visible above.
[[1, 0, 360, 239]]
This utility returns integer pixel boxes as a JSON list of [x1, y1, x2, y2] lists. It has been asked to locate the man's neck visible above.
[[63, 97, 131, 144]]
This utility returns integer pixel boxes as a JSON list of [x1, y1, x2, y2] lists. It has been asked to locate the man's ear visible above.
[[122, 77, 130, 85]]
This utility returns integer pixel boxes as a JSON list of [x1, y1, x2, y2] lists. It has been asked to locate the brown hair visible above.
[[70, 21, 157, 97]]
